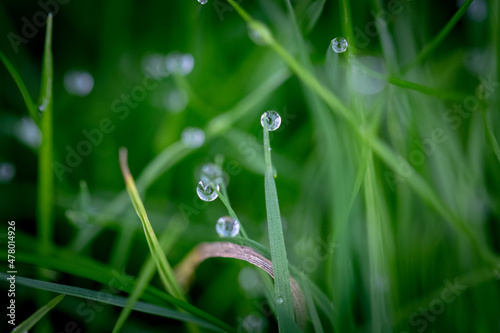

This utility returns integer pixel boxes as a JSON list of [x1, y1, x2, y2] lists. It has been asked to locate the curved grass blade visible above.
[[174, 242, 306, 329], [403, 0, 474, 71], [119, 148, 185, 301], [262, 124, 296, 331], [0, 51, 38, 122], [11, 294, 65, 333], [0, 273, 224, 332]]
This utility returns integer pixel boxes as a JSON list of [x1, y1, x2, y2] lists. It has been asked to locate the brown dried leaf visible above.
[[175, 242, 307, 328]]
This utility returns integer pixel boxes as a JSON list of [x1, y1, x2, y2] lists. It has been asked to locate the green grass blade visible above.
[[353, 61, 467, 101], [11, 294, 65, 333], [10, 250, 233, 332], [112, 215, 188, 333], [480, 109, 500, 165], [302, 0, 326, 33], [119, 148, 185, 300], [0, 51, 38, 122], [1, 273, 224, 332], [262, 125, 296, 330], [37, 12, 54, 255], [403, 0, 474, 71], [301, 272, 324, 333]]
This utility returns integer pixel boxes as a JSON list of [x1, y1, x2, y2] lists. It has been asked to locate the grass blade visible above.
[[0, 51, 38, 122], [262, 124, 296, 330], [403, 0, 474, 71], [174, 242, 306, 329], [119, 148, 185, 300], [11, 250, 233, 332], [112, 215, 188, 333], [1, 273, 224, 331], [37, 12, 54, 255], [301, 273, 324, 333], [11, 294, 65, 333], [480, 109, 500, 165]]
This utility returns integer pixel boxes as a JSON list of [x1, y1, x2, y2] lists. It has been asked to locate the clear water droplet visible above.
[[166, 52, 194, 76], [64, 70, 94, 96], [196, 180, 219, 201], [181, 127, 205, 148], [198, 0, 208, 4], [260, 111, 281, 131], [276, 297, 283, 304], [216, 216, 240, 237], [331, 37, 348, 53], [201, 163, 227, 187], [0, 162, 16, 183]]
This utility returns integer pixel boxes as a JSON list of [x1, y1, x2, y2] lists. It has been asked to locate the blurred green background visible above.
[[1, 0, 499, 332]]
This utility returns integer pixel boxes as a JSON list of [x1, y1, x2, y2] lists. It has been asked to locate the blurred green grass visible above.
[[1, 0, 499, 332]]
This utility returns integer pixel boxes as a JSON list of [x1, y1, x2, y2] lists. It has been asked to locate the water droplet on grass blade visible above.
[[198, 0, 208, 4], [276, 297, 283, 304], [181, 127, 205, 148], [216, 216, 240, 237], [196, 180, 219, 201], [260, 111, 281, 131], [331, 37, 348, 53]]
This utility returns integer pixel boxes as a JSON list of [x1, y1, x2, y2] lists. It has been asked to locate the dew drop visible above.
[[241, 313, 266, 332], [276, 297, 283, 304], [141, 53, 170, 79], [0, 162, 16, 183], [216, 216, 240, 237], [196, 180, 219, 202], [166, 52, 194, 76], [15, 118, 41, 149], [164, 88, 188, 113], [181, 127, 205, 148], [198, 0, 208, 4], [331, 37, 348, 53], [201, 163, 227, 187], [64, 70, 94, 96], [260, 111, 281, 131]]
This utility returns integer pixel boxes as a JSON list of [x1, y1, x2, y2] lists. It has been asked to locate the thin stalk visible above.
[[403, 0, 474, 71]]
